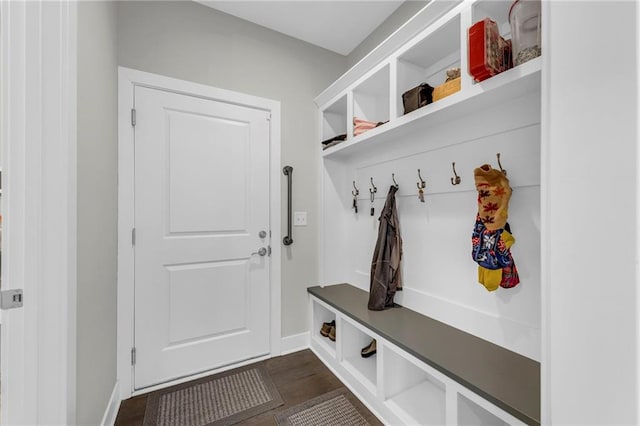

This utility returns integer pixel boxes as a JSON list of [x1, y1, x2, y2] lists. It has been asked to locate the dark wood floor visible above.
[[114, 349, 382, 425]]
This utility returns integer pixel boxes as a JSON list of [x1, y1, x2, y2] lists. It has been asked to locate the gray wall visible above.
[[115, 1, 347, 337], [347, 1, 429, 67], [77, 1, 119, 425]]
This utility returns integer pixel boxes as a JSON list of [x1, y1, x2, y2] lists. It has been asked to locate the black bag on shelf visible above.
[[402, 83, 434, 115]]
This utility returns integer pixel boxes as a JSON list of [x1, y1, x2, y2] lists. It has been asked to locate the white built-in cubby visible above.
[[311, 298, 337, 358], [353, 64, 390, 131], [314, 0, 541, 424], [396, 12, 462, 117], [339, 317, 378, 395], [382, 344, 446, 425], [321, 94, 348, 142]]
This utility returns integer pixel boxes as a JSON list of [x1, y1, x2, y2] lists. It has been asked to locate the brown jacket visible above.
[[368, 185, 403, 310]]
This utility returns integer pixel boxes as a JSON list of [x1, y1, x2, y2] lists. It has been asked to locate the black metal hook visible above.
[[450, 162, 461, 185], [369, 177, 377, 202], [497, 153, 507, 175], [417, 169, 426, 189], [352, 180, 359, 197], [392, 173, 399, 188]]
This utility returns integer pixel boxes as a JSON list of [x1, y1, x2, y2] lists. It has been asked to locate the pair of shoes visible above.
[[361, 339, 376, 358], [320, 320, 336, 341]]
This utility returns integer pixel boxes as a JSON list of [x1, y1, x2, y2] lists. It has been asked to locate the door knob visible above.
[[251, 247, 267, 256]]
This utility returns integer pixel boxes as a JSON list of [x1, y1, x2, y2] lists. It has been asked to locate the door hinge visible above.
[[267, 245, 272, 256], [131, 108, 137, 127], [1, 289, 23, 310], [131, 347, 137, 365], [132, 228, 136, 246], [267, 112, 271, 121]]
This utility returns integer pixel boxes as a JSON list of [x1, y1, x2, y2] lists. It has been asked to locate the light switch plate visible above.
[[294, 211, 307, 226]]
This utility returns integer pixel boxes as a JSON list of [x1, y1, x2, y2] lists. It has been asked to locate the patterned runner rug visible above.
[[275, 388, 370, 426], [143, 364, 283, 426]]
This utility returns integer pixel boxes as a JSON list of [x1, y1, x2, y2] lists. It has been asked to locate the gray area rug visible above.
[[275, 388, 370, 426], [143, 364, 283, 426]]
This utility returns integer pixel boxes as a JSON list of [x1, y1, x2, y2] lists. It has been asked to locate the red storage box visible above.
[[468, 18, 507, 82]]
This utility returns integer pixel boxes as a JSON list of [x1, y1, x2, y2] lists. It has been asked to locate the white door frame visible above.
[[117, 67, 282, 399], [1, 1, 77, 424]]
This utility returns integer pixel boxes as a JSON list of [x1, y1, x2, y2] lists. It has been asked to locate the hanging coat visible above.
[[368, 185, 403, 311]]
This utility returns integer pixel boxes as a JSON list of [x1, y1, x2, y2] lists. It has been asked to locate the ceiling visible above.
[[196, 1, 405, 56]]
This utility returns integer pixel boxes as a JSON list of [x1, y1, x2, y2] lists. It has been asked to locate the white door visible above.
[[134, 86, 271, 389]]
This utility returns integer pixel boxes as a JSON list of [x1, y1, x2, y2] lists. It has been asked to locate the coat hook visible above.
[[352, 181, 359, 214], [392, 173, 399, 188], [417, 169, 426, 203], [496, 153, 507, 175], [416, 169, 426, 189], [369, 177, 377, 216], [450, 162, 461, 185]]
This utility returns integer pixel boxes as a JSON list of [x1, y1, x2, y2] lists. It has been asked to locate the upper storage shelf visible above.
[[323, 57, 540, 160], [318, 0, 540, 161]]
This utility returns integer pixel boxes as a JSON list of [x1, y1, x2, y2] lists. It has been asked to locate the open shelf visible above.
[[311, 299, 337, 358], [321, 94, 348, 144], [340, 318, 377, 395], [396, 13, 461, 117], [353, 64, 390, 134], [323, 55, 540, 160], [383, 344, 446, 425], [458, 394, 509, 426]]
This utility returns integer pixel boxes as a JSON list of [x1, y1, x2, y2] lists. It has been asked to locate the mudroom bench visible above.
[[308, 284, 540, 426]]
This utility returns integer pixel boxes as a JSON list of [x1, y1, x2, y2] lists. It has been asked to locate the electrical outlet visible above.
[[294, 211, 307, 226]]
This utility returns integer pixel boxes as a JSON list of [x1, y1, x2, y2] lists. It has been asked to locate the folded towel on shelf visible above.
[[354, 118, 387, 137]]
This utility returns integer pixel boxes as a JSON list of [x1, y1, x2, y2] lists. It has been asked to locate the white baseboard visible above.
[[101, 381, 121, 426], [281, 331, 309, 355]]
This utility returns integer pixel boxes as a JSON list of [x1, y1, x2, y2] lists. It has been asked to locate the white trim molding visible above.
[[314, 0, 461, 107], [0, 1, 77, 424], [100, 382, 121, 426], [281, 332, 310, 356], [117, 67, 282, 399]]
